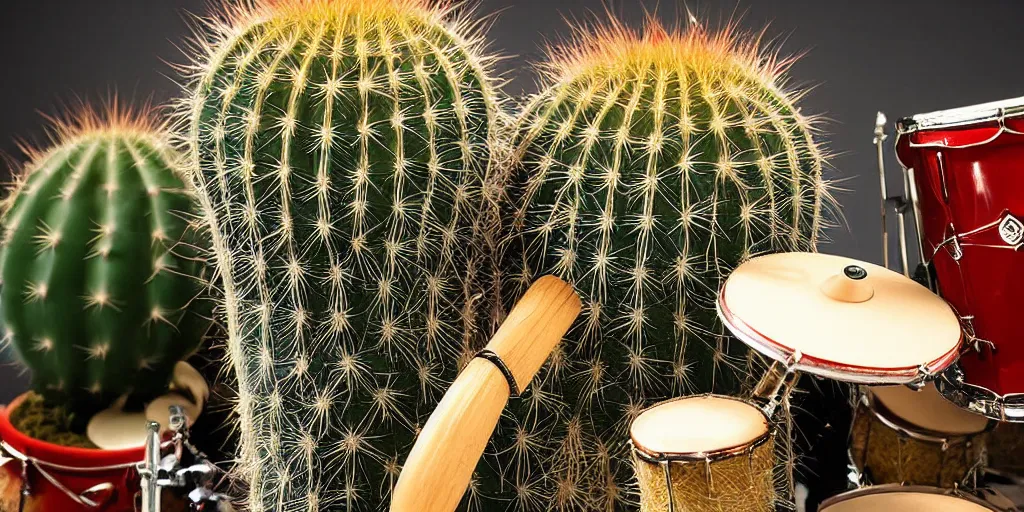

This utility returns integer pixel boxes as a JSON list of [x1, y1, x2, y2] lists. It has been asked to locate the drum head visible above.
[[868, 382, 990, 436], [630, 395, 769, 460], [719, 253, 962, 384], [820, 486, 997, 511], [87, 396, 147, 450]]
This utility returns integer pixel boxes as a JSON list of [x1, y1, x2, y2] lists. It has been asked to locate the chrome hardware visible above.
[[937, 365, 1024, 423], [875, 112, 891, 268], [137, 406, 233, 512], [752, 358, 801, 417], [877, 111, 932, 285], [139, 421, 162, 512]]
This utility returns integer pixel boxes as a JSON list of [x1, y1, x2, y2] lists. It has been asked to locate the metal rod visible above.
[[906, 168, 934, 288], [662, 461, 676, 512], [896, 144, 913, 276], [896, 208, 911, 277], [139, 421, 162, 512], [752, 360, 801, 417], [875, 112, 890, 269]]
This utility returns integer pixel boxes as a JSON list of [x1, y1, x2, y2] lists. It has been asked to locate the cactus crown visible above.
[[215, 0, 450, 26], [0, 104, 211, 420], [540, 17, 788, 85], [9, 104, 169, 183]]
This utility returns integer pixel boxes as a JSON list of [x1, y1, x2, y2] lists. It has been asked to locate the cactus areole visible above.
[[183, 0, 502, 509], [0, 112, 212, 423], [498, 20, 831, 509]]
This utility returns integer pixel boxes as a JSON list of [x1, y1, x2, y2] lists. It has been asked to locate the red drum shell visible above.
[[896, 115, 1024, 398]]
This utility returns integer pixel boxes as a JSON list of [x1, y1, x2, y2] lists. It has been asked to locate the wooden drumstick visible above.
[[390, 275, 581, 512]]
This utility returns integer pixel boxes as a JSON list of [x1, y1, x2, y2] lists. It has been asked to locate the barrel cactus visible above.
[[180, 0, 502, 509], [498, 19, 832, 509], [0, 109, 212, 423]]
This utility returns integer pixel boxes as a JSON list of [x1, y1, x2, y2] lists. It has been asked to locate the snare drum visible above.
[[850, 382, 991, 487], [630, 395, 775, 512], [895, 97, 1024, 421], [819, 485, 999, 511]]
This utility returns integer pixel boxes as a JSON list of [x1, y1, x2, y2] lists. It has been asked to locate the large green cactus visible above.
[[181, 0, 503, 509], [0, 111, 212, 422], [497, 20, 832, 510]]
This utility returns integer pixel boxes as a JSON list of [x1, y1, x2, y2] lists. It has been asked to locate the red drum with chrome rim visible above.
[[896, 96, 1024, 421]]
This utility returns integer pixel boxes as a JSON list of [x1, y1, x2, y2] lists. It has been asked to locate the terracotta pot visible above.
[[0, 393, 143, 512]]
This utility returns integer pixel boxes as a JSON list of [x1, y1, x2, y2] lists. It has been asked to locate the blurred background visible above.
[[0, 0, 1022, 506]]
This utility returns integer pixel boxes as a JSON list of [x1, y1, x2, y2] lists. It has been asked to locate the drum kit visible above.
[[11, 97, 1024, 511], [629, 96, 1024, 511]]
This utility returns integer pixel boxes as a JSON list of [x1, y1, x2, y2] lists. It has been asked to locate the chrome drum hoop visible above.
[[820, 484, 1002, 511], [897, 96, 1024, 135], [937, 365, 1024, 423], [859, 389, 994, 445]]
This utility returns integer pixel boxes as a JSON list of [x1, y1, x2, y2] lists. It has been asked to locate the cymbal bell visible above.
[[718, 252, 962, 384]]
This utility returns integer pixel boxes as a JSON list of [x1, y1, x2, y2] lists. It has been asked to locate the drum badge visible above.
[[999, 214, 1024, 246]]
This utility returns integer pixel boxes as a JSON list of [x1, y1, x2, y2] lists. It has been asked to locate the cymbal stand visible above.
[[752, 356, 803, 417], [876, 112, 932, 287], [138, 421, 162, 512]]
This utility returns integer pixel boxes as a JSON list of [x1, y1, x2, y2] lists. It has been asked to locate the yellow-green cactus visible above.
[[180, 0, 504, 509], [497, 18, 834, 509]]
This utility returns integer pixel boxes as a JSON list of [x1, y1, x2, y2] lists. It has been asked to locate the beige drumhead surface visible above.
[[822, 491, 992, 511], [631, 395, 768, 456], [721, 253, 961, 373], [87, 388, 205, 450], [869, 382, 989, 435], [87, 396, 147, 450]]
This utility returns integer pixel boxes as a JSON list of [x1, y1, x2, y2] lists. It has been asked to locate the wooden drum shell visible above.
[[849, 391, 988, 487]]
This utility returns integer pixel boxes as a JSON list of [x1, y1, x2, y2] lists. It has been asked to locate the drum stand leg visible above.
[[752, 359, 801, 417], [661, 461, 675, 512], [18, 458, 28, 512], [139, 421, 162, 512]]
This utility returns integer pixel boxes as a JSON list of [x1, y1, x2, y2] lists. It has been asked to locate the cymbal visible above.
[[718, 252, 962, 384]]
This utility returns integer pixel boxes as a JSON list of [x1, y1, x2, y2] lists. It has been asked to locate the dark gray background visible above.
[[1, 0, 1022, 401]]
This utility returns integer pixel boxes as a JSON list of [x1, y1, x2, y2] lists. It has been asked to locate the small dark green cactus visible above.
[[496, 19, 833, 510], [0, 111, 212, 421]]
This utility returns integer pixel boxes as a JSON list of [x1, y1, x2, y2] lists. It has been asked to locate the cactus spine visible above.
[[498, 20, 832, 509], [182, 0, 502, 508], [0, 110, 211, 421]]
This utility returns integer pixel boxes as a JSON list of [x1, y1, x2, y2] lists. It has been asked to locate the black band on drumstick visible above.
[[475, 349, 521, 397]]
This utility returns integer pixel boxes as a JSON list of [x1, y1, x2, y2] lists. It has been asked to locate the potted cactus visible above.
[[0, 107, 213, 512]]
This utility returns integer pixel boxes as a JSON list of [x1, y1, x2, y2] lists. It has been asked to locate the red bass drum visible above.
[[896, 96, 1024, 422]]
